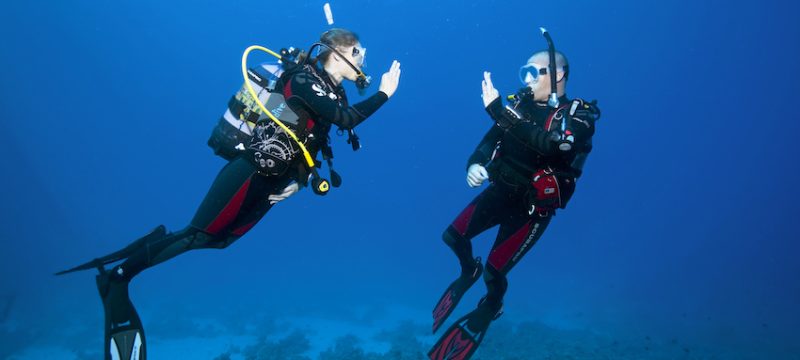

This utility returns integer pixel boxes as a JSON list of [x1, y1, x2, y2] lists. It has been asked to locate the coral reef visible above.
[[216, 317, 763, 359], [233, 330, 313, 360]]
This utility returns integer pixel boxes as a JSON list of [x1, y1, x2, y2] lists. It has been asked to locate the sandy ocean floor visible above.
[[3, 302, 792, 360]]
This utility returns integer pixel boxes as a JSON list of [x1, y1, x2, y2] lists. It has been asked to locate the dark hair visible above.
[[317, 28, 360, 63]]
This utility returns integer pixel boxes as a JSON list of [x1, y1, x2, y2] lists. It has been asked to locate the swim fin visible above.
[[432, 258, 483, 333], [55, 225, 166, 276], [97, 268, 146, 360], [428, 298, 502, 360]]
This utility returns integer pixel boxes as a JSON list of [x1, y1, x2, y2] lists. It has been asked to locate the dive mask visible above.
[[351, 45, 366, 68], [518, 63, 549, 85], [349, 45, 371, 92]]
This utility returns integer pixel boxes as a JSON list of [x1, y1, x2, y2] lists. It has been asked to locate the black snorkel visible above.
[[306, 42, 372, 94], [540, 27, 560, 109], [539, 28, 576, 152]]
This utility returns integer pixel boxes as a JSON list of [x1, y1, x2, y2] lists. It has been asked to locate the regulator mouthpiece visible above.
[[356, 74, 371, 95]]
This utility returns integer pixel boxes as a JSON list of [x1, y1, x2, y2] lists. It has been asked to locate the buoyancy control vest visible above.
[[487, 91, 600, 214]]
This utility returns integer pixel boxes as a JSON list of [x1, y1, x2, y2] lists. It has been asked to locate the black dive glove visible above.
[[485, 98, 523, 129]]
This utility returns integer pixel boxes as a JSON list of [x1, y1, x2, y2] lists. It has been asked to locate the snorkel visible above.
[[540, 27, 560, 109], [539, 28, 575, 151]]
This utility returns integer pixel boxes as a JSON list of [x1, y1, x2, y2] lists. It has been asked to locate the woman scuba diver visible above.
[[56, 28, 401, 360]]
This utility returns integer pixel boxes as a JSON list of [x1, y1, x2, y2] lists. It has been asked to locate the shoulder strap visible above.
[[544, 104, 570, 131]]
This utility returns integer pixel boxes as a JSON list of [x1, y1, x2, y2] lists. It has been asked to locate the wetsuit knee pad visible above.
[[482, 264, 508, 296], [210, 234, 241, 249], [184, 227, 240, 249], [187, 229, 237, 250], [442, 227, 464, 247]]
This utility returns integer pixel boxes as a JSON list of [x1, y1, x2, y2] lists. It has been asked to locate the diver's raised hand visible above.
[[481, 71, 499, 108], [379, 60, 401, 98]]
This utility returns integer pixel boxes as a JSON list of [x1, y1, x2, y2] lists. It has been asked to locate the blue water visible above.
[[1, 0, 799, 358]]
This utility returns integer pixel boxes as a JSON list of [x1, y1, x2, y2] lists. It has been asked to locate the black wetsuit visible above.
[[109, 64, 388, 281], [443, 92, 597, 310]]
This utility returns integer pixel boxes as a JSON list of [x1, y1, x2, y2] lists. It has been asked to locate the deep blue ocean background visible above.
[[2, 0, 799, 358]]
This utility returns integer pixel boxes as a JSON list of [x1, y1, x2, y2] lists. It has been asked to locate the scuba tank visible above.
[[207, 48, 305, 161]]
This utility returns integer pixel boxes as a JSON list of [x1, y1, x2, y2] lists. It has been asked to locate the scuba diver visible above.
[[56, 28, 401, 360], [429, 28, 600, 360]]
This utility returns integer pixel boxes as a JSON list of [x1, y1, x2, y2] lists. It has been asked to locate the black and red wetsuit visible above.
[[111, 64, 389, 282], [443, 91, 598, 310]]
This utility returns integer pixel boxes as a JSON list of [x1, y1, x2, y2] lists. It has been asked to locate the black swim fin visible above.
[[55, 225, 166, 276], [432, 258, 483, 333], [97, 269, 146, 360], [428, 298, 502, 360]]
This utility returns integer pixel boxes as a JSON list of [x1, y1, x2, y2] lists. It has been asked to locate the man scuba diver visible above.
[[429, 28, 600, 360], [56, 28, 401, 360]]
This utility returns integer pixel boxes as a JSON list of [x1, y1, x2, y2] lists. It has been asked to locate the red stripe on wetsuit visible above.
[[205, 178, 252, 235], [452, 204, 477, 236], [488, 221, 532, 271]]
